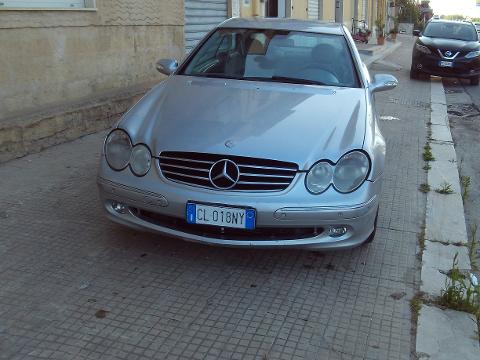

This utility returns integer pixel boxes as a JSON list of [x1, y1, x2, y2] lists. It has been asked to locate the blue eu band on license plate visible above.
[[186, 203, 256, 230]]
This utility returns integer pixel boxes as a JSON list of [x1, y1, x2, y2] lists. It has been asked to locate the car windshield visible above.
[[423, 22, 478, 41], [180, 28, 359, 88]]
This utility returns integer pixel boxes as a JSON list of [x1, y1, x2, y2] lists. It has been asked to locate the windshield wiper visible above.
[[190, 73, 327, 86], [244, 76, 326, 86], [191, 73, 242, 80]]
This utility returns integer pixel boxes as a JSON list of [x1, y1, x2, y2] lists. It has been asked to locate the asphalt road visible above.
[[0, 37, 428, 360]]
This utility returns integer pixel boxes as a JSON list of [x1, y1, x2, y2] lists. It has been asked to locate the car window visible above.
[[186, 30, 239, 74], [181, 28, 360, 88], [423, 22, 478, 41]]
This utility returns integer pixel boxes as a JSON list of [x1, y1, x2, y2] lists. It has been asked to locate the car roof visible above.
[[428, 19, 474, 26], [218, 17, 345, 35]]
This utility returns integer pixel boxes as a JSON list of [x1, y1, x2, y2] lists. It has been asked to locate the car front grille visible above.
[[436, 49, 467, 59], [158, 151, 298, 191]]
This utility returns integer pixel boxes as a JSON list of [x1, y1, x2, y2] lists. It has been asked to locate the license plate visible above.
[[439, 61, 453, 68], [186, 203, 256, 230]]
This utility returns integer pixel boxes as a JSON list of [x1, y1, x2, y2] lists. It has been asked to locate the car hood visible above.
[[120, 76, 367, 170], [419, 36, 479, 52]]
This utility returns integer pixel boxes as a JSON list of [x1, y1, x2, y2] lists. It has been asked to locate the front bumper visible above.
[[97, 161, 381, 250], [412, 52, 480, 78]]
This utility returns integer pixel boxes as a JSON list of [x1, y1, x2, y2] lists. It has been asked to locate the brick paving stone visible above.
[[0, 37, 428, 359]]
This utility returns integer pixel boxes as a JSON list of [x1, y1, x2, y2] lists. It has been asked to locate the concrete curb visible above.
[[416, 305, 479, 360], [416, 78, 480, 358]]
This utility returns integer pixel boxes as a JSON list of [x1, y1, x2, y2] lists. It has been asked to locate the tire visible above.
[[410, 67, 419, 79], [470, 76, 479, 86], [364, 207, 379, 244]]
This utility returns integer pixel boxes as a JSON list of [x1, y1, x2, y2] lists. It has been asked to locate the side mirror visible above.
[[155, 59, 178, 75], [413, 29, 421, 37], [370, 74, 398, 93]]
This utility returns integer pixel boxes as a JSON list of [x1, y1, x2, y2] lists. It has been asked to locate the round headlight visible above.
[[130, 144, 152, 176], [105, 129, 132, 170], [333, 151, 370, 193], [306, 161, 333, 194]]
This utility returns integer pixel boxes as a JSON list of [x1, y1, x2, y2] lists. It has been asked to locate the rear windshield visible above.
[[423, 22, 478, 41], [180, 28, 360, 88]]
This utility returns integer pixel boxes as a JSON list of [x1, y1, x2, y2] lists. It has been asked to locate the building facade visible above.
[[0, 0, 389, 162]]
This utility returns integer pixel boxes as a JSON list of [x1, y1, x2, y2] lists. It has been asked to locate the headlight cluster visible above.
[[305, 151, 370, 194], [415, 43, 431, 55], [104, 129, 152, 176], [466, 50, 480, 59]]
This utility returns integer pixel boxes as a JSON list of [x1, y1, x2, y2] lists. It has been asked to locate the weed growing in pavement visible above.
[[423, 163, 431, 171], [439, 253, 480, 318], [409, 292, 425, 334], [458, 158, 471, 201], [423, 143, 435, 162], [417, 226, 426, 260], [469, 224, 478, 271], [419, 183, 430, 193], [410, 293, 423, 317], [461, 175, 471, 201], [435, 182, 454, 195]]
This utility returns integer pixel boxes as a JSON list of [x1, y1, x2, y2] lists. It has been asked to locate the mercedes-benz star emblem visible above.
[[209, 159, 240, 190], [445, 50, 452, 57]]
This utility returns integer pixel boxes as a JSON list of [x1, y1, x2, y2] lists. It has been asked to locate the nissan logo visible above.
[[445, 50, 452, 57], [209, 159, 240, 190]]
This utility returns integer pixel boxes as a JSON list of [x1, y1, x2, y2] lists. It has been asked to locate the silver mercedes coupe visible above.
[[97, 18, 398, 250]]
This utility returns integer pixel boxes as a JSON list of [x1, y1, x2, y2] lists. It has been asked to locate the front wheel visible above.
[[410, 66, 420, 79], [364, 207, 379, 244], [470, 76, 479, 86]]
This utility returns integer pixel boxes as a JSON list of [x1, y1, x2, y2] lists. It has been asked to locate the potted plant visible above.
[[375, 18, 385, 45], [389, 17, 399, 41], [389, 28, 398, 41]]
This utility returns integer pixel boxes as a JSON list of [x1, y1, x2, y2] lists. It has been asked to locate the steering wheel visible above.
[[296, 64, 340, 84]]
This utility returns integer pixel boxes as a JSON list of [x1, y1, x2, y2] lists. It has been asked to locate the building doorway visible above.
[[266, 0, 278, 17], [265, 0, 287, 18]]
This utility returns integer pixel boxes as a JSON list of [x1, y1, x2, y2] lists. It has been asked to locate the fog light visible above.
[[112, 201, 127, 214], [417, 64, 423, 69], [329, 226, 348, 238]]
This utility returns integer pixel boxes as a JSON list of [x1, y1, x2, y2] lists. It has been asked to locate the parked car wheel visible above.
[[364, 207, 379, 244], [410, 67, 420, 79], [470, 76, 479, 86]]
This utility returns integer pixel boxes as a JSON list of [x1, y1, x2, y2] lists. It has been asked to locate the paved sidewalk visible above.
[[0, 38, 428, 360], [357, 36, 404, 67]]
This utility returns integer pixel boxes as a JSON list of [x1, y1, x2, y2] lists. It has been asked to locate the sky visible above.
[[429, 0, 480, 17]]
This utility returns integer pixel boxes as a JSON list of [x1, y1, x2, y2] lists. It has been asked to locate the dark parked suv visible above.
[[411, 20, 480, 85]]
